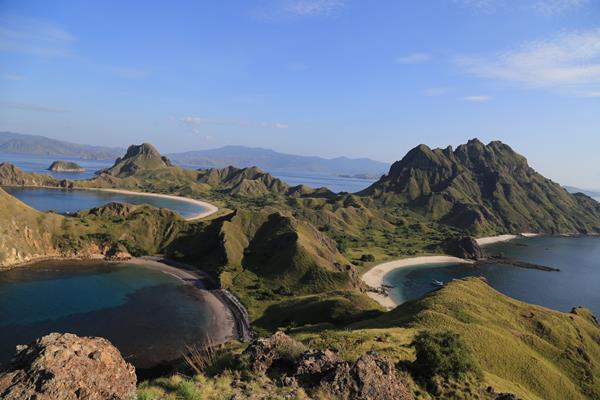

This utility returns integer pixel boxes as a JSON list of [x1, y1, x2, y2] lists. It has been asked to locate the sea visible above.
[[384, 235, 600, 316]]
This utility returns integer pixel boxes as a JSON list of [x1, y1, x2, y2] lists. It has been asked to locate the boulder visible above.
[[244, 331, 305, 374], [443, 236, 484, 260], [320, 351, 414, 400], [0, 332, 136, 400]]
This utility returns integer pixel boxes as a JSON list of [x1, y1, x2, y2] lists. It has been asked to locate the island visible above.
[[47, 160, 86, 172]]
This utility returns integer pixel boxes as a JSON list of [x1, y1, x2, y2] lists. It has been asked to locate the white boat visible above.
[[431, 279, 444, 287]]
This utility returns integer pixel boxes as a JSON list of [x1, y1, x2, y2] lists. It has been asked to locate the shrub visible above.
[[360, 254, 376, 262], [411, 330, 481, 381]]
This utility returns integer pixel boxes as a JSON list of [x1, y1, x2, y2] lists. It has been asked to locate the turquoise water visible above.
[[3, 186, 204, 219], [385, 236, 600, 315], [0, 261, 212, 368]]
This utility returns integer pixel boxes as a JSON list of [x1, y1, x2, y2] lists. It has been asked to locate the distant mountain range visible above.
[[564, 186, 600, 199], [0, 132, 388, 177], [0, 132, 124, 160]]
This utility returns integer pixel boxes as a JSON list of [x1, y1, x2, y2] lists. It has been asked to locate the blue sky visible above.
[[1, 0, 600, 187]]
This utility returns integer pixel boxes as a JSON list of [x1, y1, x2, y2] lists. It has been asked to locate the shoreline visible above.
[[475, 232, 540, 246], [362, 256, 474, 310], [0, 255, 250, 345], [2, 184, 219, 221]]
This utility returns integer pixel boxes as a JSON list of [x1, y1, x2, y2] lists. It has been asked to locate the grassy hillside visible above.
[[309, 278, 600, 400]]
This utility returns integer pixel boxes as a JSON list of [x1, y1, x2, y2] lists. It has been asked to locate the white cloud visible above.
[[395, 53, 431, 64], [0, 101, 65, 112], [0, 17, 74, 57], [458, 28, 600, 95], [531, 0, 589, 15], [423, 87, 450, 96], [285, 0, 345, 16], [180, 116, 288, 130], [463, 95, 492, 102], [455, 0, 589, 15]]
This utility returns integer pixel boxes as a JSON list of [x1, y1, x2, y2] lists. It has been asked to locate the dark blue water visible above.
[[0, 261, 213, 368], [385, 236, 600, 315], [0, 152, 113, 180], [3, 186, 205, 219]]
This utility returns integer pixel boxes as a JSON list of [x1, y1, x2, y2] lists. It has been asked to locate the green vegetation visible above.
[[47, 160, 85, 172], [412, 331, 481, 382]]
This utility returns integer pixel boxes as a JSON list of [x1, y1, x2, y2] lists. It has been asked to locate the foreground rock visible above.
[[0, 332, 136, 400], [245, 332, 414, 400]]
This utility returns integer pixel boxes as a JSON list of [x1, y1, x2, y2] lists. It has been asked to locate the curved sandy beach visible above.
[[83, 188, 219, 221], [362, 256, 474, 310], [475, 233, 540, 246]]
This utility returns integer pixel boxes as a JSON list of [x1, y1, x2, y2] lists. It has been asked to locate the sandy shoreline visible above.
[[362, 256, 474, 310], [475, 232, 540, 246], [81, 187, 219, 221]]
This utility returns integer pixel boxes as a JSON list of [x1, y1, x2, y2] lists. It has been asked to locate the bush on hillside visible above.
[[412, 330, 481, 381]]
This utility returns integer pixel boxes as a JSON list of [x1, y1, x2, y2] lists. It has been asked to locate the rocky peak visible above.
[[102, 142, 172, 177], [0, 332, 136, 400]]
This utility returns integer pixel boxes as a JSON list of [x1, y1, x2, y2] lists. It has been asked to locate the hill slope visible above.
[[350, 277, 600, 400], [362, 139, 600, 235]]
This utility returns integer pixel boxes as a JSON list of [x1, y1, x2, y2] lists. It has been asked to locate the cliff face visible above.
[[362, 139, 600, 235]]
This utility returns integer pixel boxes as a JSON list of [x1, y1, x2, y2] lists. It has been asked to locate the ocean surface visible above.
[[0, 261, 212, 368], [0, 152, 377, 193], [4, 186, 205, 219], [385, 236, 600, 316]]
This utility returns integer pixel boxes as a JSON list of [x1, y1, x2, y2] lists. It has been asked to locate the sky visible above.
[[0, 0, 600, 188]]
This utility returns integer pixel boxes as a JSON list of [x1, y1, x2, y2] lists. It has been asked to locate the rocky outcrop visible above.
[[245, 332, 414, 400], [443, 236, 484, 260], [0, 332, 136, 400], [48, 160, 85, 172], [100, 143, 173, 177], [0, 162, 59, 186]]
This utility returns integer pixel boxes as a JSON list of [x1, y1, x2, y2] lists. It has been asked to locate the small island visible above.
[[47, 160, 86, 172]]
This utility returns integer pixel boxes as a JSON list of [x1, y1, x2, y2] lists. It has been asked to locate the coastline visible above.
[[362, 233, 543, 310], [89, 188, 219, 221], [1, 184, 219, 221], [362, 256, 474, 310], [0, 255, 250, 345], [475, 232, 540, 246]]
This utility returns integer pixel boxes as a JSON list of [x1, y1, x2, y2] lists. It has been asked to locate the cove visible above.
[[384, 236, 600, 316], [0, 260, 218, 369], [3, 186, 206, 219]]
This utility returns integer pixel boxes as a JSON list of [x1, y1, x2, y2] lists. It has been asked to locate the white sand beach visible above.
[[91, 188, 219, 221], [475, 233, 540, 246], [362, 256, 474, 309]]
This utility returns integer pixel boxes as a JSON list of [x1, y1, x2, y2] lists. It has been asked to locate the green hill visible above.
[[99, 143, 173, 177], [361, 139, 600, 235], [339, 277, 600, 399], [48, 160, 85, 172]]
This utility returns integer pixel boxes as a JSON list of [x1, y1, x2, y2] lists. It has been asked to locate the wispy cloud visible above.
[[285, 0, 345, 16], [532, 0, 589, 15], [0, 101, 65, 113], [395, 53, 431, 64], [458, 28, 600, 96], [423, 87, 450, 96], [0, 17, 74, 57], [0, 73, 25, 80], [463, 95, 492, 102], [180, 116, 288, 130], [109, 66, 149, 79], [455, 0, 589, 15]]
